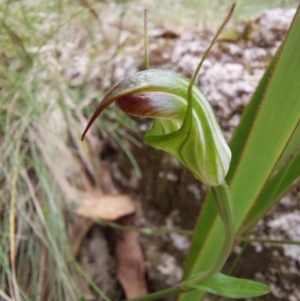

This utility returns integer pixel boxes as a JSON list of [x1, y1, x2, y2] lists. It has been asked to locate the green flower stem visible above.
[[125, 182, 235, 301], [186, 181, 235, 284], [95, 219, 193, 236], [123, 286, 184, 301], [238, 237, 300, 246], [143, 9, 150, 70]]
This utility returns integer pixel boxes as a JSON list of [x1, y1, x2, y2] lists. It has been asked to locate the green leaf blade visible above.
[[183, 273, 269, 298], [239, 149, 300, 233]]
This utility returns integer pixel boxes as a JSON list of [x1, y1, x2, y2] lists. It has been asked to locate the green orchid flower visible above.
[[80, 9, 236, 297], [81, 66, 235, 297], [81, 69, 231, 186], [81, 5, 269, 301]]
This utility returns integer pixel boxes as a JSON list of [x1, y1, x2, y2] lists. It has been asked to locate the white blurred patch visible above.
[[157, 254, 183, 285]]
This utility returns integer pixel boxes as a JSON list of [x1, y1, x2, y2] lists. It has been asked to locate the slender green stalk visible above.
[[184, 3, 235, 126], [184, 182, 235, 284], [238, 237, 300, 246], [144, 9, 150, 70], [10, 143, 21, 301], [95, 219, 193, 235], [123, 286, 184, 301], [125, 182, 235, 301]]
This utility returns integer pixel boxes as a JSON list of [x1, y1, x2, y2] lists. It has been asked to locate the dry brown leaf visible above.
[[149, 27, 180, 39], [113, 217, 148, 299], [76, 192, 135, 220]]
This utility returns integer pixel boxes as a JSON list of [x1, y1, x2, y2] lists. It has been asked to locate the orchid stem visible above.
[[144, 9, 150, 70], [123, 286, 183, 301], [184, 3, 235, 126], [124, 182, 235, 301], [185, 181, 235, 284]]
